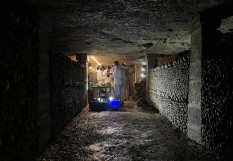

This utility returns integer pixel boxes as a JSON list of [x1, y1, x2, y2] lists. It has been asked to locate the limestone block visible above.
[[187, 106, 202, 126], [188, 80, 201, 104], [187, 124, 202, 144], [191, 28, 202, 62], [189, 61, 201, 80], [192, 15, 201, 31]]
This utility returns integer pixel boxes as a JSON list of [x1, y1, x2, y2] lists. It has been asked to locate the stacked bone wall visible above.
[[201, 30, 233, 160], [149, 54, 190, 133], [50, 54, 87, 136]]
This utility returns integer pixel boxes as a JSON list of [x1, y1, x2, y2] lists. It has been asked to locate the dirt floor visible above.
[[38, 100, 216, 161]]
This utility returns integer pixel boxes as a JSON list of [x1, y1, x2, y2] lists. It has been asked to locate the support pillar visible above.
[[187, 15, 202, 144], [76, 53, 88, 105], [76, 53, 87, 64], [188, 10, 222, 144], [134, 63, 142, 83], [146, 54, 157, 103]]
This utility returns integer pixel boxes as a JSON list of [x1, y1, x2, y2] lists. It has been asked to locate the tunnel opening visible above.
[[86, 54, 145, 111]]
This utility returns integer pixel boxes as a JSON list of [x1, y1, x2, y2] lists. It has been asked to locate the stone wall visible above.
[[149, 54, 190, 133], [157, 54, 178, 66], [50, 53, 87, 136], [154, 52, 190, 67], [0, 3, 40, 161], [201, 28, 233, 160], [189, 4, 233, 159], [187, 15, 203, 144], [0, 3, 88, 160], [202, 58, 233, 160]]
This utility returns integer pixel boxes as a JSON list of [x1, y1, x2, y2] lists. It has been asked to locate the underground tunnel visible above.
[[1, 0, 233, 161]]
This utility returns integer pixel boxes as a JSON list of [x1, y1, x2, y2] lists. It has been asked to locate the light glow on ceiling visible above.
[[90, 56, 101, 66]]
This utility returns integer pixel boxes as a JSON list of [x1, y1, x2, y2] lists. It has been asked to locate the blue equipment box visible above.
[[109, 99, 121, 111], [110, 99, 121, 107]]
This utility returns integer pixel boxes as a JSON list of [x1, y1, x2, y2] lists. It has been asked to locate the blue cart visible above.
[[88, 85, 121, 111]]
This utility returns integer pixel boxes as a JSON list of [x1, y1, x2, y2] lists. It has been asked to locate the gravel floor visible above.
[[38, 101, 216, 161]]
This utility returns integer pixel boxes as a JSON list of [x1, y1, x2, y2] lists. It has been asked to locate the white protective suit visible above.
[[97, 69, 103, 85], [109, 66, 115, 95], [112, 65, 123, 100], [102, 68, 108, 84], [121, 66, 130, 100], [110, 67, 115, 88]]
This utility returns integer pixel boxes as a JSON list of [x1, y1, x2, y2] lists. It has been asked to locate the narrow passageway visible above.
[[1, 1, 233, 161], [38, 101, 215, 161]]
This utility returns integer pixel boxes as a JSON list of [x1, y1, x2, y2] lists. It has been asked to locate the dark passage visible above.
[[38, 101, 215, 161]]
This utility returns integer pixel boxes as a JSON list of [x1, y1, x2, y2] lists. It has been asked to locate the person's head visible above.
[[113, 60, 120, 67]]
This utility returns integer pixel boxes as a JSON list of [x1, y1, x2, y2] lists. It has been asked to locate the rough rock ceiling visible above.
[[219, 16, 233, 33], [43, 0, 230, 62]]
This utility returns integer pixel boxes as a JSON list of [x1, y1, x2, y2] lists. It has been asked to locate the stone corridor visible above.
[[1, 1, 233, 161], [37, 101, 215, 161]]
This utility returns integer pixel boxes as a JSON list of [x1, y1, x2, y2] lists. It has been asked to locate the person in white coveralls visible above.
[[111, 61, 124, 103]]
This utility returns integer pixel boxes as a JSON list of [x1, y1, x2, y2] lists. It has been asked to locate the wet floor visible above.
[[38, 101, 216, 161]]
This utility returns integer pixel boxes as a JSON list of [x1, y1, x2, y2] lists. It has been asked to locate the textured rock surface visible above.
[[149, 54, 190, 133], [39, 0, 226, 58], [38, 101, 216, 161], [50, 54, 87, 136], [199, 7, 233, 160], [202, 58, 233, 161], [200, 27, 233, 160], [0, 3, 40, 161], [187, 15, 202, 144], [46, 0, 193, 55]]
